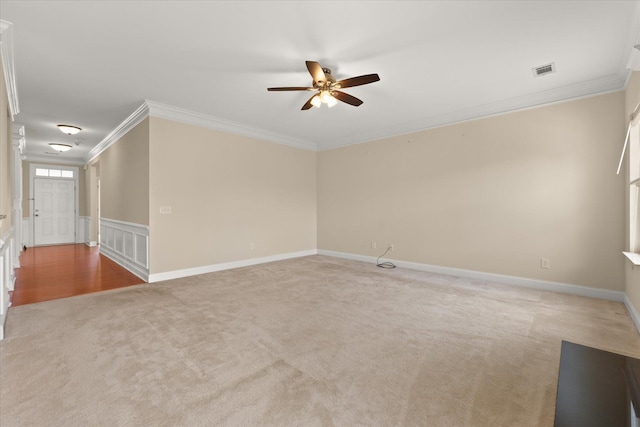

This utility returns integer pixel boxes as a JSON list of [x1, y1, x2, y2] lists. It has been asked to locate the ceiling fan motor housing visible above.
[[316, 68, 336, 89]]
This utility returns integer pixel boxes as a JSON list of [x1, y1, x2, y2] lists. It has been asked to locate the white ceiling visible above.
[[1, 1, 640, 164]]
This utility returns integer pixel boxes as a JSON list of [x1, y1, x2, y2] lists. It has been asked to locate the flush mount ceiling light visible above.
[[268, 61, 380, 110], [49, 143, 73, 152], [57, 124, 82, 135]]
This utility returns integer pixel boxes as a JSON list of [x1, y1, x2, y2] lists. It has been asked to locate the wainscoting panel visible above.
[[13, 206, 21, 267], [0, 230, 15, 340], [80, 216, 96, 246], [83, 217, 90, 245], [135, 234, 147, 267], [114, 229, 123, 254], [124, 232, 134, 259], [22, 218, 29, 248], [77, 216, 88, 244], [99, 218, 149, 281]]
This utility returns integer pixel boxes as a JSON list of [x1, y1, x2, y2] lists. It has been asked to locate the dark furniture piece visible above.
[[554, 341, 640, 427]]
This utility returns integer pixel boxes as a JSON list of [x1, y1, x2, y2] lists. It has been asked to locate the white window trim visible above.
[[625, 113, 640, 265]]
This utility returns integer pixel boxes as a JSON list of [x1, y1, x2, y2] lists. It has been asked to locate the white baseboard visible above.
[[86, 241, 98, 247], [148, 249, 318, 283], [625, 294, 640, 334], [317, 249, 626, 303]]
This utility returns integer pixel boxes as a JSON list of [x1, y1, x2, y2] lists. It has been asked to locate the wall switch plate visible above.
[[371, 241, 376, 249], [159, 206, 172, 214]]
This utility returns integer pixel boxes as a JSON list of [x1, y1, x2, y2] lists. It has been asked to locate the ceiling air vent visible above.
[[532, 62, 556, 77]]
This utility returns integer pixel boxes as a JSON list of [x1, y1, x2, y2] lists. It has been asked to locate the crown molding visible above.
[[85, 102, 149, 163], [0, 20, 19, 119], [144, 100, 317, 151], [83, 69, 630, 161], [84, 99, 316, 165], [12, 123, 24, 154], [320, 74, 627, 151]]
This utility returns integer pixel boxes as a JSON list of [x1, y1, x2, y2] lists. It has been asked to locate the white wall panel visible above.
[[0, 230, 15, 340], [99, 218, 148, 281]]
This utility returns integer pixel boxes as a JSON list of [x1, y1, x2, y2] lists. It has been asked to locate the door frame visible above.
[[28, 163, 79, 247]]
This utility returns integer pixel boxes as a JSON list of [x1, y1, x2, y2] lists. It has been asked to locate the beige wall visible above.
[[0, 62, 11, 237], [148, 117, 317, 274], [98, 118, 149, 225], [318, 91, 626, 291], [625, 71, 640, 314]]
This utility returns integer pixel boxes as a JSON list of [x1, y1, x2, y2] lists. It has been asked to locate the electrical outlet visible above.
[[371, 241, 377, 249], [250, 242, 255, 250], [541, 258, 550, 269], [389, 244, 394, 251], [159, 206, 172, 214]]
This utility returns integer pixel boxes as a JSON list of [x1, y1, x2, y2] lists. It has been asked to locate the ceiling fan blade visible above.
[[301, 94, 317, 110], [267, 87, 313, 91], [336, 73, 380, 89], [306, 61, 327, 86], [333, 91, 364, 107]]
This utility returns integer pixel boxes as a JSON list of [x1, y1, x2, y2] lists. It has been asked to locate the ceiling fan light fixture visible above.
[[49, 143, 73, 152], [57, 124, 82, 135], [267, 61, 380, 110], [318, 90, 338, 107]]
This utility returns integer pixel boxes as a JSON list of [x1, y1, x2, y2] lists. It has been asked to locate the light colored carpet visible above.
[[1, 255, 639, 426]]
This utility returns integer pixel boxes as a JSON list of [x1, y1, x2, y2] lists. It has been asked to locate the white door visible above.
[[34, 178, 75, 246]]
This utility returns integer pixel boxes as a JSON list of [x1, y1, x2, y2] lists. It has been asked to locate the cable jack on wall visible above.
[[376, 245, 396, 269]]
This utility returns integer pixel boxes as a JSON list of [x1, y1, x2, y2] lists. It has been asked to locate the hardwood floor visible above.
[[11, 244, 145, 306]]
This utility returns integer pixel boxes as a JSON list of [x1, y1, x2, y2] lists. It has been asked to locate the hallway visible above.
[[11, 244, 145, 306]]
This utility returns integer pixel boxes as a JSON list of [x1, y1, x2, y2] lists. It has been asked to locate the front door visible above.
[[34, 178, 75, 246]]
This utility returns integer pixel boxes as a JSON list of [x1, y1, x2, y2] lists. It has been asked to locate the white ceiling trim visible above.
[[0, 20, 19, 119], [84, 99, 317, 165], [144, 100, 317, 151], [85, 102, 149, 164], [83, 66, 630, 163], [320, 72, 629, 151]]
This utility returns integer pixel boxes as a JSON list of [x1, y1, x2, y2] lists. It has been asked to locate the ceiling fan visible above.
[[267, 61, 380, 110]]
